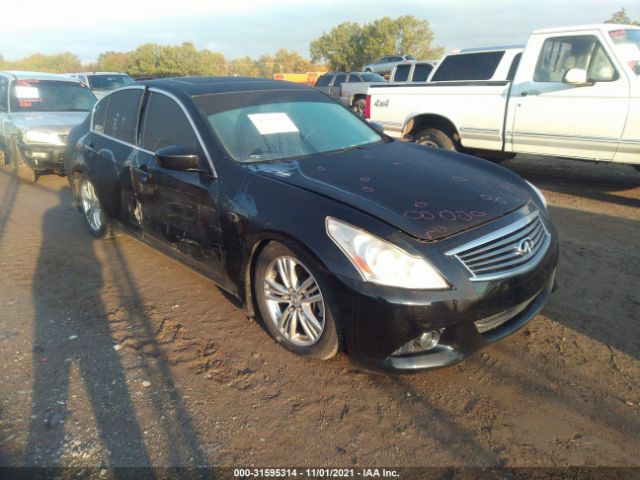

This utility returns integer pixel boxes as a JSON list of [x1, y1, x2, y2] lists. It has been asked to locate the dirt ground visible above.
[[0, 155, 639, 473]]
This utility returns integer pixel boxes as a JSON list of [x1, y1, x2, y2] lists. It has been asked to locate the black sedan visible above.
[[64, 77, 558, 373]]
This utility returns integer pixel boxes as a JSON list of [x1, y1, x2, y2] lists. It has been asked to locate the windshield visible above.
[[195, 91, 382, 162], [361, 73, 385, 82], [609, 29, 640, 75], [88, 74, 135, 90], [10, 80, 97, 112]]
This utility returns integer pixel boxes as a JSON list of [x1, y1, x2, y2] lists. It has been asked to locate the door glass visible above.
[[314, 75, 331, 87], [103, 89, 143, 144], [432, 51, 505, 81], [332, 74, 346, 87], [412, 64, 433, 82], [393, 64, 411, 81], [534, 35, 604, 82], [92, 97, 110, 134], [141, 92, 200, 153], [588, 44, 618, 82], [0, 78, 7, 111]]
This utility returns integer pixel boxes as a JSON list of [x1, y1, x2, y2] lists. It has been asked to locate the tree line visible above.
[[0, 10, 637, 78]]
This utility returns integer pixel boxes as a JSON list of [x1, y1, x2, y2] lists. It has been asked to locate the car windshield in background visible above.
[[361, 73, 385, 82], [10, 80, 96, 112], [609, 29, 640, 75], [88, 74, 135, 90], [196, 92, 382, 163]]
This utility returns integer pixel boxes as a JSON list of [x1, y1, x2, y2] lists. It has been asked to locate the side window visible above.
[[393, 64, 411, 81], [141, 92, 200, 153], [377, 57, 388, 64], [412, 64, 434, 82], [332, 74, 346, 87], [315, 75, 331, 87], [507, 53, 522, 81], [0, 78, 8, 112], [348, 75, 362, 83], [103, 89, 143, 144], [432, 51, 505, 81], [533, 35, 616, 82], [92, 97, 110, 134]]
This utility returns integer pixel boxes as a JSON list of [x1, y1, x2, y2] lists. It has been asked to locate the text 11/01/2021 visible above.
[[233, 468, 400, 478]]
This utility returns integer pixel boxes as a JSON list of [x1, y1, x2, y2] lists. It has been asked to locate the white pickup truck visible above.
[[366, 24, 640, 167]]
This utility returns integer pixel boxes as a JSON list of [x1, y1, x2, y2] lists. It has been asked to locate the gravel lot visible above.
[[0, 155, 638, 473]]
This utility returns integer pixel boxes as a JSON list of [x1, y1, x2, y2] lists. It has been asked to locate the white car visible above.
[[366, 24, 640, 168]]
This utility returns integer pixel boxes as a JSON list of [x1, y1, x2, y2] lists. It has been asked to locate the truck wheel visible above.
[[352, 99, 367, 117], [414, 128, 457, 151]]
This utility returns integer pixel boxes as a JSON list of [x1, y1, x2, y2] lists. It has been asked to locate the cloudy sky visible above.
[[2, 0, 639, 62]]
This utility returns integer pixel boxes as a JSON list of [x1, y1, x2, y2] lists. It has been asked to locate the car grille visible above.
[[474, 296, 534, 333], [446, 211, 550, 281]]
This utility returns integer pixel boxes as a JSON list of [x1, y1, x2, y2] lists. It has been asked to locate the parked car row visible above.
[[66, 71, 135, 98], [0, 33, 568, 373], [365, 23, 640, 169]]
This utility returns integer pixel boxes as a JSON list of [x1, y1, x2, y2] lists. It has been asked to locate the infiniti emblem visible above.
[[516, 238, 534, 256]]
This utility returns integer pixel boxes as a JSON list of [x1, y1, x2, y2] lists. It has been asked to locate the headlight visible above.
[[326, 217, 449, 289], [23, 130, 65, 146], [526, 181, 547, 210]]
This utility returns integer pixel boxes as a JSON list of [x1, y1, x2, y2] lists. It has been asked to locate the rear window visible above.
[[315, 75, 332, 87], [393, 65, 411, 82], [432, 51, 505, 81], [412, 63, 434, 82]]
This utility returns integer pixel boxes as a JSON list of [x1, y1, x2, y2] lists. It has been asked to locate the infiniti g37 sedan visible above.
[[64, 77, 558, 373]]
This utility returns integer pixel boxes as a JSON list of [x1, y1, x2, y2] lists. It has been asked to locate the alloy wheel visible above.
[[263, 256, 325, 346], [80, 179, 103, 232]]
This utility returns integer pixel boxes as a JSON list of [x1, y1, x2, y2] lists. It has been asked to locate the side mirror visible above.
[[155, 145, 200, 171], [368, 120, 385, 134], [563, 68, 591, 86]]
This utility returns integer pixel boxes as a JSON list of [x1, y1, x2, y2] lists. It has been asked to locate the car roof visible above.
[[532, 23, 640, 35], [456, 45, 524, 53], [0, 71, 82, 82], [68, 71, 130, 76], [140, 76, 311, 97]]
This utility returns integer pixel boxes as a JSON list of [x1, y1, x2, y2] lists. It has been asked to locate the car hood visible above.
[[9, 112, 90, 136], [248, 141, 532, 241]]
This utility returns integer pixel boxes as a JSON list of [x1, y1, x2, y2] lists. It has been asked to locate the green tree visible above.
[[310, 16, 443, 71], [96, 51, 130, 72], [310, 22, 364, 71], [605, 7, 640, 26]]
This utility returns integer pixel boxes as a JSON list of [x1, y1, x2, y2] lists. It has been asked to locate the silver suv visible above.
[[362, 55, 416, 75], [67, 72, 134, 99], [0, 71, 97, 182]]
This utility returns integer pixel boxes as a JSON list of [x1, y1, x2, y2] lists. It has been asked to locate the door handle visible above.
[[521, 90, 540, 97], [133, 165, 155, 195]]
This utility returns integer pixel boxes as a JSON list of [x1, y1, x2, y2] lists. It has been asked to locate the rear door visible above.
[[510, 33, 629, 160], [133, 89, 224, 281], [328, 74, 346, 99], [86, 87, 144, 224]]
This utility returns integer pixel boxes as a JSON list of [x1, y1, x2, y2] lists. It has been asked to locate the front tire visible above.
[[414, 127, 457, 151], [254, 242, 340, 360], [78, 173, 111, 238]]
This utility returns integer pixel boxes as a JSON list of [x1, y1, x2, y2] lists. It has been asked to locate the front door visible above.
[[132, 90, 224, 283], [511, 34, 629, 160]]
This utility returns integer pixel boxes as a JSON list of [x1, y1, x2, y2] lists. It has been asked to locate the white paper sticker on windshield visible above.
[[248, 113, 299, 135], [15, 86, 40, 99]]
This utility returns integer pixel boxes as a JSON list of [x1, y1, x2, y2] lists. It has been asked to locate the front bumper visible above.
[[18, 143, 66, 174], [331, 207, 559, 373]]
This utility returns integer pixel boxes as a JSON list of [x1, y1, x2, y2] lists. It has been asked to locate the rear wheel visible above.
[[254, 242, 340, 360], [79, 173, 111, 238], [414, 127, 457, 151]]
